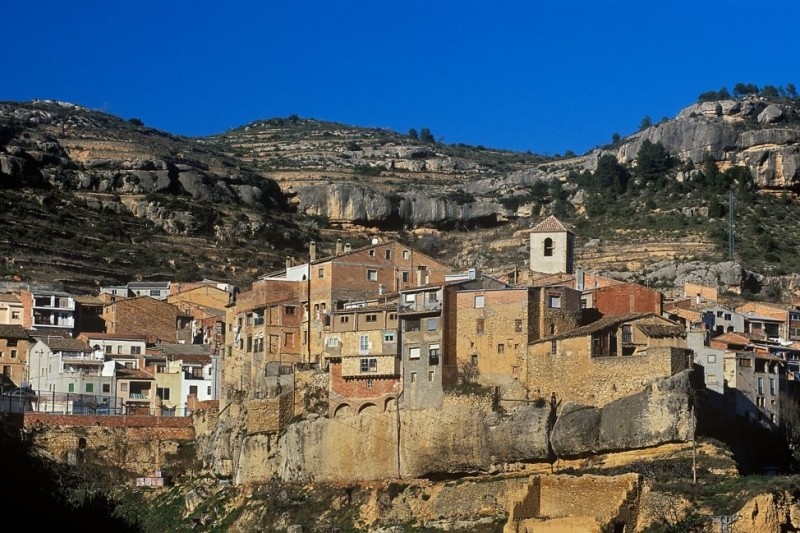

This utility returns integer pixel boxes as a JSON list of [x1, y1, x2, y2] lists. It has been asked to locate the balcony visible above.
[[33, 297, 75, 311], [398, 301, 442, 315]]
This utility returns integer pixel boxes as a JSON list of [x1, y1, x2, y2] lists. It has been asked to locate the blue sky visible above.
[[6, 1, 800, 156]]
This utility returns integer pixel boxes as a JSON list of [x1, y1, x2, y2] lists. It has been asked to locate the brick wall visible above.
[[593, 283, 662, 316], [104, 297, 182, 343], [330, 359, 400, 401]]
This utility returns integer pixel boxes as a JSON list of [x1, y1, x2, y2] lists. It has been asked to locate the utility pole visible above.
[[728, 189, 735, 261]]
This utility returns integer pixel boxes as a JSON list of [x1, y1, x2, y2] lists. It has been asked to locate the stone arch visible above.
[[333, 403, 352, 418], [384, 397, 397, 412], [358, 403, 378, 415]]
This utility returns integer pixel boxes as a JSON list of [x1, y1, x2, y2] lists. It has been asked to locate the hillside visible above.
[[2, 94, 800, 297]]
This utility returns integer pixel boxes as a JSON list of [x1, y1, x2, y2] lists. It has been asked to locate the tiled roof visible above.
[[0, 293, 20, 303], [73, 294, 104, 305], [115, 366, 155, 380], [80, 332, 148, 342], [46, 337, 92, 352], [0, 324, 28, 339], [535, 313, 681, 343], [530, 215, 574, 234], [635, 322, 685, 338], [148, 343, 213, 357], [29, 328, 73, 340]]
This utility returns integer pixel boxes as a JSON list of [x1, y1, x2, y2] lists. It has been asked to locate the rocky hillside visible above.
[[2, 94, 800, 294]]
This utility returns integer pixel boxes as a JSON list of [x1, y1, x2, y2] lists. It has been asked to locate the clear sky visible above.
[[5, 1, 800, 156]]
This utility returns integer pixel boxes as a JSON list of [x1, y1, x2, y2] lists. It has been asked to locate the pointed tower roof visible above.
[[530, 215, 574, 234]]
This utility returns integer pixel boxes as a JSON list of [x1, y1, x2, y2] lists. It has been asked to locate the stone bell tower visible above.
[[529, 215, 574, 275]]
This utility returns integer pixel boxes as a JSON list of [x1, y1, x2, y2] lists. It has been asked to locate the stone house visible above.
[[323, 294, 401, 416], [0, 324, 30, 388], [723, 350, 785, 427], [526, 313, 690, 407], [103, 296, 193, 344], [454, 283, 581, 389]]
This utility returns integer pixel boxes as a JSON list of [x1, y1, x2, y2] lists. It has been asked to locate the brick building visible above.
[[591, 282, 663, 317], [103, 296, 193, 344]]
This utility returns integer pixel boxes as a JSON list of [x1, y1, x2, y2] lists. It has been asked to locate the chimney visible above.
[[286, 256, 292, 271], [468, 267, 478, 280], [416, 266, 425, 287], [336, 239, 343, 255], [343, 242, 351, 253], [576, 268, 585, 291], [309, 241, 317, 262]]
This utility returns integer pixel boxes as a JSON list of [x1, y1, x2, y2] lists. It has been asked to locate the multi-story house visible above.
[[19, 287, 76, 335], [114, 366, 156, 415], [103, 296, 193, 344], [323, 294, 400, 416], [701, 305, 745, 337], [454, 282, 581, 389], [687, 330, 726, 410], [28, 337, 113, 407], [735, 301, 792, 341], [145, 343, 216, 413], [526, 313, 689, 407], [73, 294, 106, 334], [591, 282, 663, 317], [99, 281, 171, 303], [0, 324, 31, 388], [724, 350, 785, 428], [168, 280, 233, 349], [0, 293, 23, 325]]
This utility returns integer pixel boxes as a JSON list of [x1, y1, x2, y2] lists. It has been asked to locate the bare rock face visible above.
[[550, 370, 695, 458]]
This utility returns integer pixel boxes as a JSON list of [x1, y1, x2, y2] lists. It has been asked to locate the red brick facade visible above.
[[103, 296, 192, 344], [592, 283, 662, 317]]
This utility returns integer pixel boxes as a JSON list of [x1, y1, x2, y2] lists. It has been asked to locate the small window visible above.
[[428, 292, 439, 302], [739, 358, 752, 368], [550, 340, 557, 355], [384, 330, 396, 343], [497, 343, 505, 354], [401, 271, 410, 282], [10, 349, 17, 359], [340, 316, 350, 324], [359, 335, 369, 352], [285, 306, 296, 315], [707, 354, 717, 364], [409, 346, 421, 359], [475, 295, 485, 308], [105, 346, 112, 354], [366, 379, 373, 389], [724, 313, 731, 320], [102, 384, 110, 393], [707, 374, 718, 385], [365, 314, 377, 323], [11, 311, 20, 320], [429, 343, 440, 357], [403, 250, 410, 259], [68, 382, 74, 392], [476, 319, 485, 334], [117, 345, 123, 354], [388, 312, 397, 320], [385, 249, 392, 259], [367, 269, 378, 281], [131, 346, 141, 355], [471, 354, 478, 366], [548, 295, 561, 308], [428, 371, 434, 382], [85, 383, 94, 393], [284, 332, 294, 347], [327, 337, 340, 347], [369, 249, 376, 257], [515, 319, 523, 332], [410, 371, 417, 383], [717, 311, 723, 318], [543, 238, 554, 257], [318, 267, 324, 278], [405, 293, 415, 303], [427, 318, 437, 331], [360, 357, 377, 373], [157, 387, 171, 401], [150, 289, 161, 297]]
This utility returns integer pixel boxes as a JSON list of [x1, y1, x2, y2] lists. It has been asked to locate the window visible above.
[[157, 387, 171, 401], [515, 319, 523, 333], [770, 378, 776, 395], [724, 313, 732, 320], [102, 384, 110, 393], [190, 385, 198, 396], [580, 299, 587, 309], [427, 318, 437, 331], [739, 358, 752, 368], [105, 345, 112, 354], [409, 346, 421, 359], [410, 371, 417, 383], [497, 343, 505, 354], [406, 319, 421, 332], [428, 292, 439, 302], [474, 295, 485, 308], [340, 316, 350, 324], [403, 250, 410, 259], [207, 386, 211, 395], [366, 379, 373, 389], [476, 319, 485, 334], [369, 249, 376, 257], [401, 271, 410, 282], [360, 357, 377, 373], [716, 311, 723, 318], [384, 330, 396, 343], [150, 289, 161, 297], [757, 377, 764, 395], [405, 293, 415, 304], [117, 345, 123, 354], [284, 333, 295, 348], [365, 314, 377, 323], [622, 325, 633, 344], [246, 335, 253, 352], [10, 349, 17, 359], [707, 354, 716, 364], [385, 249, 392, 259], [318, 267, 324, 278], [429, 343, 440, 362], [68, 383, 74, 392], [551, 340, 557, 355], [11, 311, 19, 320], [285, 306, 296, 315], [471, 354, 478, 366], [367, 269, 378, 281], [85, 383, 94, 393], [548, 294, 561, 309], [429, 371, 434, 382], [707, 374, 718, 385], [359, 335, 369, 352], [131, 346, 141, 355], [756, 397, 765, 407], [327, 337, 340, 347], [388, 313, 397, 320], [543, 238, 553, 256]]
